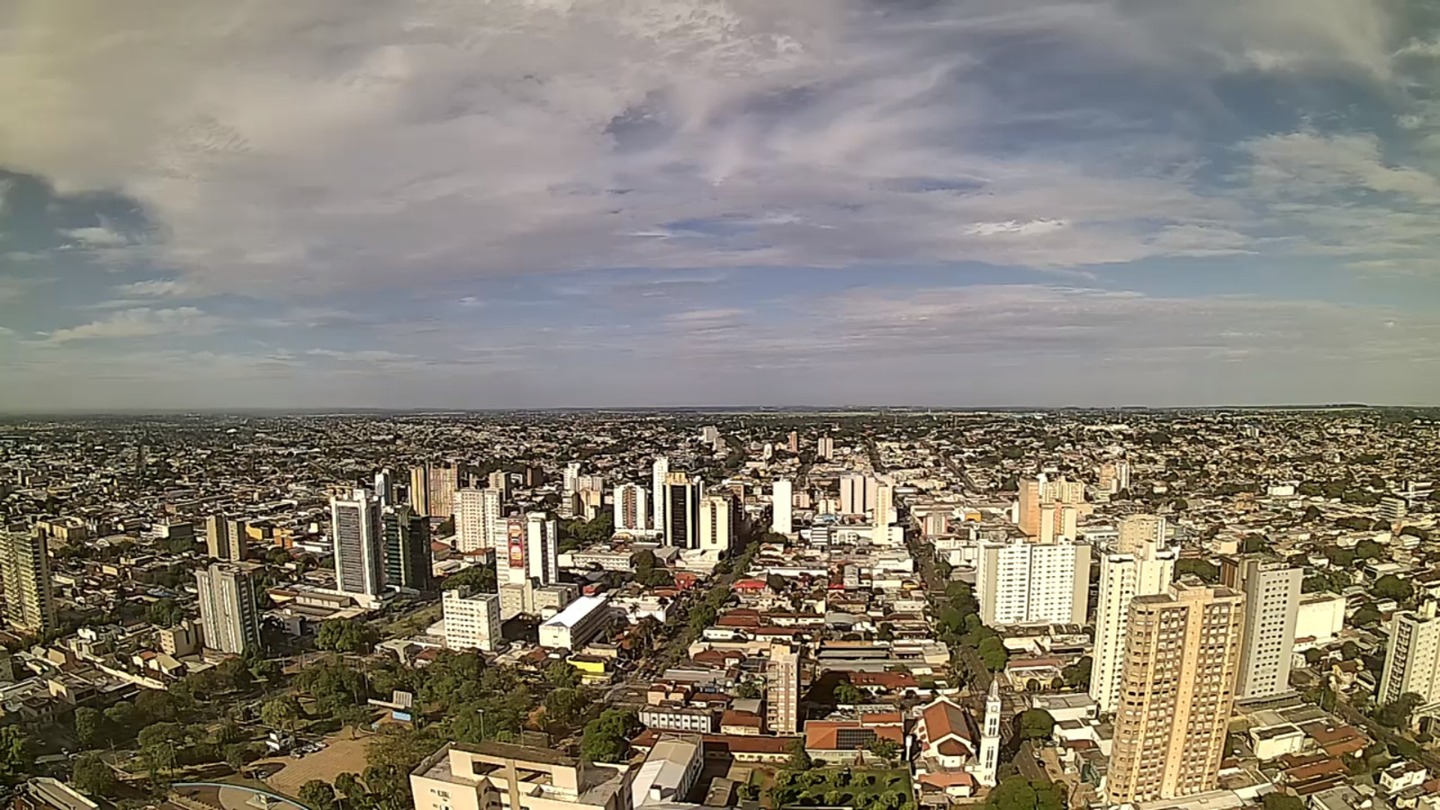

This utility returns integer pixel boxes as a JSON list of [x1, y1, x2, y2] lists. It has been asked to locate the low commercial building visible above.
[[539, 595, 612, 651], [411, 741, 633, 810]]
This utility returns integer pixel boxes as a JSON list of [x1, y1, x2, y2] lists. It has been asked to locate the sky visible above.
[[2, 0, 1440, 411]]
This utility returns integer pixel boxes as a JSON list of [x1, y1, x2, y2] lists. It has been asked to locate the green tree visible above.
[[543, 688, 589, 728], [1262, 794, 1304, 810], [138, 722, 183, 775], [1341, 641, 1361, 660], [74, 706, 104, 748], [299, 779, 338, 810], [71, 754, 119, 798], [785, 739, 813, 771], [225, 743, 252, 771], [1376, 692, 1424, 729], [146, 598, 185, 628], [985, 776, 1065, 810], [1175, 558, 1219, 584], [1018, 709, 1055, 741], [1352, 605, 1383, 628], [1374, 574, 1412, 602], [262, 694, 303, 732], [735, 681, 762, 700], [977, 636, 1009, 671], [866, 737, 901, 763], [580, 709, 636, 763], [1061, 656, 1092, 689], [0, 726, 31, 779], [835, 681, 864, 705], [316, 620, 381, 654], [545, 661, 580, 690]]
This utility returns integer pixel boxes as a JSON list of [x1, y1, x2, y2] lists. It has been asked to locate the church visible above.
[[912, 681, 1003, 805]]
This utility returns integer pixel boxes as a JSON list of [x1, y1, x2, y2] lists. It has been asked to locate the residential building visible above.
[[1091, 538, 1177, 714], [839, 474, 878, 516], [698, 494, 733, 554], [1016, 474, 1085, 539], [614, 484, 649, 532], [562, 462, 583, 515], [331, 488, 384, 604], [410, 741, 633, 810], [443, 589, 503, 652], [194, 561, 264, 654], [632, 736, 703, 809], [410, 462, 462, 518], [787, 431, 799, 454], [526, 512, 558, 586], [455, 488, 502, 554], [1379, 601, 1440, 706], [538, 595, 611, 650], [817, 436, 834, 460], [662, 472, 702, 549], [651, 457, 669, 531], [1116, 514, 1166, 554], [1379, 496, 1408, 523], [767, 644, 801, 734], [1098, 459, 1131, 494], [874, 481, 894, 532], [975, 537, 1090, 626], [375, 469, 395, 507], [487, 470, 510, 499], [382, 505, 433, 592], [205, 514, 247, 560], [1105, 583, 1245, 805], [771, 479, 793, 535], [0, 530, 55, 634], [1222, 556, 1301, 699]]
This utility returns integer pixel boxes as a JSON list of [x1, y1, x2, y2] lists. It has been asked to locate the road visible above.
[[923, 440, 980, 496]]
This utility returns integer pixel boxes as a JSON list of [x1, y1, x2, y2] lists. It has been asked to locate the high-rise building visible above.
[[205, 514, 248, 560], [455, 488, 503, 554], [443, 588, 503, 652], [1091, 539, 1178, 714], [487, 470, 510, 499], [817, 436, 834, 460], [0, 530, 55, 634], [1016, 474, 1086, 539], [1222, 556, 1301, 700], [787, 431, 799, 454], [1378, 496, 1408, 523], [1106, 583, 1245, 805], [382, 505, 433, 592], [838, 474, 878, 516], [699, 494, 733, 553], [409, 463, 462, 518], [408, 465, 429, 517], [663, 472, 703, 549], [651, 457, 669, 531], [374, 469, 395, 507], [561, 462, 583, 516], [767, 643, 801, 734], [526, 512, 558, 586], [1097, 460, 1132, 494], [194, 561, 263, 654], [975, 537, 1090, 626], [1379, 601, 1440, 706], [771, 479, 793, 535], [976, 680, 1002, 787], [330, 488, 384, 604], [874, 481, 894, 533], [1116, 514, 1167, 554], [613, 484, 649, 532]]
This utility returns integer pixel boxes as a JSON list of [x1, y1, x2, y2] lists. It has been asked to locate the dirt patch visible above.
[[254, 730, 376, 797]]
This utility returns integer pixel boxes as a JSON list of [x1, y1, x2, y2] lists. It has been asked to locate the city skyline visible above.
[[3, 1, 1440, 410]]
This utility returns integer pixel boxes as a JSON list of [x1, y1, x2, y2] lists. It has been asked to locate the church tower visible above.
[[977, 678, 1002, 787]]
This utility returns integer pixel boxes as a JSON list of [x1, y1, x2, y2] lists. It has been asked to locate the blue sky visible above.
[[2, 0, 1440, 410]]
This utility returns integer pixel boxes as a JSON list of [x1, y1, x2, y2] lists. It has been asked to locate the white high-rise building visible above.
[[771, 479, 793, 535], [1223, 557, 1301, 700], [839, 474, 878, 516], [195, 561, 264, 654], [330, 488, 384, 604], [454, 488, 503, 554], [1379, 601, 1440, 706], [817, 436, 834, 460], [698, 495, 733, 553], [1117, 514, 1167, 554], [976, 537, 1090, 626], [561, 462, 583, 516], [651, 457, 669, 531], [374, 469, 395, 507], [1091, 539, 1178, 714], [526, 512, 558, 586], [613, 484, 649, 532], [976, 680, 1002, 787], [443, 589, 503, 652]]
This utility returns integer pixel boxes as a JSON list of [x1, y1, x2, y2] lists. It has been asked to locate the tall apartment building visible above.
[[382, 505, 433, 592], [1091, 538, 1177, 714], [487, 470, 510, 499], [498, 512, 559, 586], [1221, 556, 1301, 699], [0, 530, 55, 634], [194, 561, 263, 654], [817, 436, 834, 460], [771, 479, 793, 535], [767, 644, 801, 734], [205, 514, 248, 560], [375, 469, 395, 507], [874, 481, 894, 532], [975, 537, 1090, 626], [1016, 474, 1086, 539], [651, 457, 669, 531], [613, 484, 649, 532], [787, 431, 799, 454], [1097, 460, 1132, 494], [1116, 514, 1167, 554], [1379, 601, 1440, 706], [698, 494, 733, 553], [331, 488, 384, 604], [663, 472, 702, 549], [1106, 583, 1245, 805], [443, 588, 503, 652], [410, 462, 462, 518], [454, 488, 503, 554], [839, 474, 879, 516]]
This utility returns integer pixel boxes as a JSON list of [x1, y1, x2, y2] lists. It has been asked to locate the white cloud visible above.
[[115, 279, 192, 298], [44, 307, 224, 344], [66, 226, 129, 247]]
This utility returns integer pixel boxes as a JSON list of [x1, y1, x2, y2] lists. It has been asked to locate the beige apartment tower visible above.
[[767, 644, 802, 734], [205, 515, 248, 560], [1106, 583, 1245, 805], [0, 530, 56, 634]]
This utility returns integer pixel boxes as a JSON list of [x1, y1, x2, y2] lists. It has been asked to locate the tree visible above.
[[334, 772, 363, 803], [1341, 641, 1361, 660], [1355, 540, 1384, 562], [785, 739, 813, 771], [0, 726, 31, 779], [1374, 574, 1412, 602], [735, 681, 762, 700], [977, 636, 1009, 671], [545, 661, 580, 690], [835, 681, 864, 705], [1018, 709, 1055, 741], [1376, 692, 1424, 729], [299, 780, 338, 810], [1303, 649, 1324, 667], [71, 754, 119, 798], [1352, 605, 1382, 628], [146, 598, 185, 628], [316, 620, 381, 654], [1061, 656, 1092, 689], [1262, 794, 1304, 810], [985, 776, 1065, 810], [580, 709, 636, 763], [225, 743, 252, 771], [1175, 558, 1219, 584], [262, 694, 303, 732], [138, 722, 183, 775], [935, 559, 954, 581], [74, 706, 104, 748], [442, 561, 497, 594], [543, 688, 589, 728], [866, 737, 901, 763]]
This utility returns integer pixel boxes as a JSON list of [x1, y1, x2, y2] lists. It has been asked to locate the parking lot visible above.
[[254, 732, 376, 798]]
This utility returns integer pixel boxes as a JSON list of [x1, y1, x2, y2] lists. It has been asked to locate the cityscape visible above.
[[0, 408, 1437, 810]]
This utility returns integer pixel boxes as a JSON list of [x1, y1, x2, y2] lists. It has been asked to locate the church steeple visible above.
[[977, 679, 1002, 787]]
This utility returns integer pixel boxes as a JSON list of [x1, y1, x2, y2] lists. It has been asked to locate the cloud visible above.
[[115, 279, 192, 298], [44, 307, 224, 344]]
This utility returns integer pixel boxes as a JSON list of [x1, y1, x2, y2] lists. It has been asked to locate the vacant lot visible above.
[[256, 731, 376, 797]]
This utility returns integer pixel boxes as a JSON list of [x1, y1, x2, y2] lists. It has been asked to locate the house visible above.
[[1381, 762, 1428, 795]]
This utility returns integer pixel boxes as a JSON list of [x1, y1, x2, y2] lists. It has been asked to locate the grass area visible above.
[[771, 767, 914, 810], [382, 602, 443, 637]]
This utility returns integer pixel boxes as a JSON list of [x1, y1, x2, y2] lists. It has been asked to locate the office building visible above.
[[194, 561, 264, 654], [1091, 539, 1177, 714], [651, 457, 669, 531], [698, 494, 733, 553], [1016, 474, 1086, 539], [538, 594, 612, 650], [562, 462, 583, 516], [1222, 556, 1301, 700], [662, 472, 702, 549], [0, 530, 55, 634], [443, 589, 503, 652], [975, 537, 1090, 626], [410, 741, 633, 810], [613, 484, 649, 532], [1106, 583, 1245, 805], [817, 436, 834, 460], [1116, 514, 1167, 554], [205, 514, 248, 560], [455, 488, 503, 554], [771, 479, 793, 535], [410, 462, 462, 518], [1379, 601, 1440, 706], [382, 505, 433, 592], [767, 643, 801, 734], [839, 474, 878, 516], [331, 488, 384, 604]]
